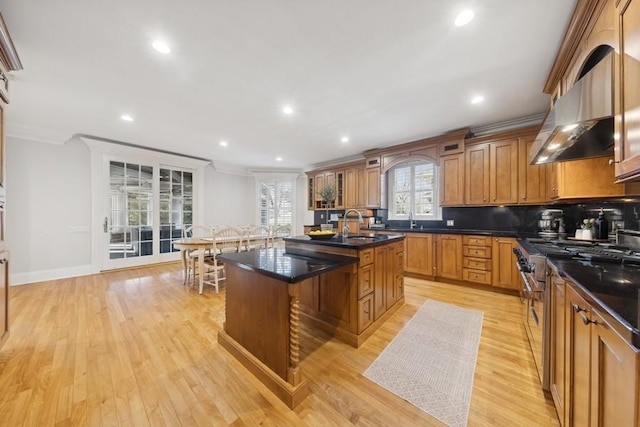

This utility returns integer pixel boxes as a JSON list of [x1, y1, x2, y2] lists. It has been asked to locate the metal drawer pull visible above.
[[572, 303, 586, 314], [579, 311, 597, 326]]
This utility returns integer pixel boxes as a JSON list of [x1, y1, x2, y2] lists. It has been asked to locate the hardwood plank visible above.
[[0, 262, 560, 425]]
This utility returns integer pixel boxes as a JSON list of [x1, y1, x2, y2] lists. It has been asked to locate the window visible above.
[[258, 179, 294, 229], [388, 160, 440, 220]]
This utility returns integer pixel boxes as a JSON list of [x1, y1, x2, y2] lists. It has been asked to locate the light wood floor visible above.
[[0, 263, 560, 426]]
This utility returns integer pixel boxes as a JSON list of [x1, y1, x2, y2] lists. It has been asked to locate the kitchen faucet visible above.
[[409, 211, 416, 229], [343, 209, 364, 237]]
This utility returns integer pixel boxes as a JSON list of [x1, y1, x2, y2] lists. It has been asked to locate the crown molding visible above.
[[5, 122, 71, 145]]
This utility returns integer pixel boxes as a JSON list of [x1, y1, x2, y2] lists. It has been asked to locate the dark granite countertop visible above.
[[217, 247, 358, 283], [361, 227, 520, 237], [517, 238, 640, 348], [284, 232, 405, 248]]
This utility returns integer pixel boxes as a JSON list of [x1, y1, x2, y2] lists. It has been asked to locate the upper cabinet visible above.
[[363, 156, 382, 208], [519, 136, 547, 204], [464, 128, 533, 206], [464, 143, 490, 205], [614, 0, 640, 180]]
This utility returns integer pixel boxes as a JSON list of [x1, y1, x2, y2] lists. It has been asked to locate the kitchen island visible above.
[[216, 233, 405, 408]]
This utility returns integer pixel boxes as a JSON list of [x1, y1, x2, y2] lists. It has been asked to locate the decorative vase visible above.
[[581, 229, 592, 240]]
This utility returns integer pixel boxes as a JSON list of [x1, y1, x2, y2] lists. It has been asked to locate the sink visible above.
[[345, 235, 378, 241]]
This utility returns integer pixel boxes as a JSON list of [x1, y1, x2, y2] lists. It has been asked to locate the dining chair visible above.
[[203, 226, 244, 293], [272, 224, 291, 247], [182, 225, 214, 284], [244, 224, 271, 250]]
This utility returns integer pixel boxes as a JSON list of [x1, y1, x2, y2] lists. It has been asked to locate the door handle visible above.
[[103, 217, 108, 233]]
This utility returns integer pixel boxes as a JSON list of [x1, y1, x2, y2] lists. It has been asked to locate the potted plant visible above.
[[317, 184, 336, 225]]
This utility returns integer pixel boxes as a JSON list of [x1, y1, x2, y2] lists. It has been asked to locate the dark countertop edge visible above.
[[516, 238, 640, 348], [552, 263, 640, 347], [217, 249, 358, 283], [284, 233, 405, 248], [361, 227, 521, 237]]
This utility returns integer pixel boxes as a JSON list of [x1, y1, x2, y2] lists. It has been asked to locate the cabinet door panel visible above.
[[440, 153, 464, 206], [590, 309, 639, 426], [465, 144, 489, 205], [436, 235, 462, 280], [518, 137, 547, 204], [404, 233, 434, 276], [490, 139, 518, 204], [615, 0, 640, 179]]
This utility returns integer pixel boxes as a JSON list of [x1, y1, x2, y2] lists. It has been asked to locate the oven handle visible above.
[[516, 262, 534, 303]]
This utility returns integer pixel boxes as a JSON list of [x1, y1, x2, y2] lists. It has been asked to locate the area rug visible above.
[[363, 300, 484, 427]]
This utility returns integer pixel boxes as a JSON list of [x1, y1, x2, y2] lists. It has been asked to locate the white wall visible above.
[[6, 137, 93, 283], [203, 165, 255, 227], [5, 136, 309, 284]]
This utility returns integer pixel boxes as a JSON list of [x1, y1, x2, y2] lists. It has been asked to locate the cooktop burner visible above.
[[526, 238, 640, 266]]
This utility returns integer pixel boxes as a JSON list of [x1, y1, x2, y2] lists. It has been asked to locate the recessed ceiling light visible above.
[[341, 136, 350, 143], [120, 114, 134, 122], [152, 40, 171, 54], [275, 157, 283, 162], [282, 105, 294, 115], [219, 140, 228, 147], [470, 95, 484, 104], [455, 10, 474, 27]]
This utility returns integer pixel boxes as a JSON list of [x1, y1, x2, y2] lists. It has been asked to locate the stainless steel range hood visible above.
[[529, 51, 614, 165]]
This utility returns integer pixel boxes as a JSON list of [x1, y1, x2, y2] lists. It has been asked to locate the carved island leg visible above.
[[288, 284, 302, 386]]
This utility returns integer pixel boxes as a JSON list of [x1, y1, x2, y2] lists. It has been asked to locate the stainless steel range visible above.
[[513, 244, 550, 391]]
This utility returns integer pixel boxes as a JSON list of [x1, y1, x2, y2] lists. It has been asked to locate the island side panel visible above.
[[224, 264, 291, 380]]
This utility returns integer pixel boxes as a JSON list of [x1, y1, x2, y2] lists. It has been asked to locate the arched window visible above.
[[387, 159, 440, 220]]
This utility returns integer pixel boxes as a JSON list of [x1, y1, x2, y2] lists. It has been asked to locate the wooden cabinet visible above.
[[566, 284, 591, 427], [614, 0, 640, 181], [334, 170, 345, 209], [489, 139, 519, 205], [404, 233, 435, 277], [337, 218, 362, 235], [363, 166, 381, 208], [440, 152, 465, 206], [462, 235, 492, 285], [435, 234, 462, 280], [344, 167, 358, 208], [466, 139, 518, 205], [307, 176, 314, 210], [589, 308, 640, 426], [518, 136, 547, 204], [563, 280, 640, 427], [465, 143, 490, 205], [491, 237, 519, 291], [549, 264, 566, 425], [547, 163, 559, 200], [556, 157, 629, 199], [373, 241, 404, 317]]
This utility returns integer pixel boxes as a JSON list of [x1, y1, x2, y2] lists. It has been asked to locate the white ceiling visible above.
[[1, 0, 577, 170]]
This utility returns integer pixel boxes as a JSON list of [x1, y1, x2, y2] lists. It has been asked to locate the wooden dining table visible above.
[[172, 237, 216, 294], [172, 234, 273, 294]]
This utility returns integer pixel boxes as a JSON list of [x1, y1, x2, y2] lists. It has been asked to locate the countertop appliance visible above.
[[513, 244, 550, 391], [538, 209, 564, 240]]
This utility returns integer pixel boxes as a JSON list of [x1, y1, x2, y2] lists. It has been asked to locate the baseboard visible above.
[[10, 264, 94, 286]]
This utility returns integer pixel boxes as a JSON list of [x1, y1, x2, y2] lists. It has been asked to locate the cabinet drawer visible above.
[[463, 268, 492, 285], [358, 293, 374, 332], [359, 248, 374, 266], [463, 245, 492, 259], [358, 264, 374, 298], [463, 257, 491, 271], [463, 235, 492, 246]]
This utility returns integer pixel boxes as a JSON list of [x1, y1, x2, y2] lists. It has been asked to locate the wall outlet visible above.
[[446, 220, 454, 227]]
